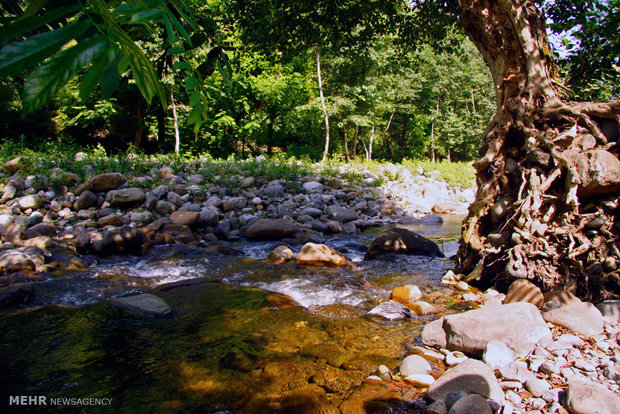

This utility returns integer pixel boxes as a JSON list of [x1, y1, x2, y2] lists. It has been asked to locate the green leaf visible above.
[[0, 20, 93, 76], [23, 35, 108, 114], [17, 0, 50, 21], [162, 15, 176, 44], [0, 5, 82, 45], [79, 45, 118, 101], [164, 7, 192, 46], [167, 46, 185, 56], [130, 9, 164, 24], [189, 90, 201, 106], [101, 55, 122, 99], [185, 75, 198, 91], [173, 60, 192, 70]]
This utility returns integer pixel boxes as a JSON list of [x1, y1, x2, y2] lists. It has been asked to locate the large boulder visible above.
[[543, 301, 604, 336], [18, 194, 44, 210], [442, 302, 551, 357], [24, 222, 56, 239], [111, 293, 171, 317], [565, 379, 620, 414], [246, 219, 299, 240], [0, 246, 46, 271], [74, 190, 98, 210], [426, 359, 504, 402], [365, 227, 444, 259], [158, 224, 196, 244], [106, 188, 145, 208], [170, 211, 200, 226], [421, 317, 448, 349], [296, 242, 351, 267]]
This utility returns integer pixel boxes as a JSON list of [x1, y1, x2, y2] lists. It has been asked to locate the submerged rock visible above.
[[367, 300, 413, 320], [0, 284, 34, 307], [111, 293, 171, 316], [365, 227, 444, 259], [266, 245, 295, 264]]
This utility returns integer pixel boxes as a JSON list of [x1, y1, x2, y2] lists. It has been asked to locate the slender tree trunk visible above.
[[171, 84, 180, 156], [342, 127, 350, 163], [316, 48, 330, 164], [352, 125, 359, 158], [456, 0, 620, 301], [368, 125, 375, 162]]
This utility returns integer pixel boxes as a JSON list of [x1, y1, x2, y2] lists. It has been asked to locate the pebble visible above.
[[445, 390, 468, 409], [525, 378, 550, 397], [574, 359, 596, 372], [445, 351, 468, 366]]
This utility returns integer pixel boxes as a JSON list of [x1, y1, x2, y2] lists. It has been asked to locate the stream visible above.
[[0, 217, 471, 413]]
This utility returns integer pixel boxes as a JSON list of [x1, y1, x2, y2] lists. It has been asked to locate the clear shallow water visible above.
[[0, 217, 466, 413]]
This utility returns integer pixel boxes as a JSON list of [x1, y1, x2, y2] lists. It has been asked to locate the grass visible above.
[[0, 142, 476, 190]]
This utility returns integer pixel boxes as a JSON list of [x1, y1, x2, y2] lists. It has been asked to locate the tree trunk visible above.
[[342, 127, 350, 163], [455, 0, 620, 301], [171, 84, 180, 156], [352, 125, 359, 158], [316, 48, 330, 164], [368, 125, 375, 162]]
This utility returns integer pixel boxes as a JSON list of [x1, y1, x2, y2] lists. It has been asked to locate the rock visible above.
[[498, 362, 535, 383], [0, 214, 14, 227], [328, 206, 359, 223], [483, 340, 515, 370], [367, 300, 413, 320], [18, 194, 44, 210], [504, 279, 544, 308], [74, 190, 98, 210], [98, 214, 123, 227], [542, 290, 581, 307], [491, 196, 513, 223], [404, 374, 436, 387], [391, 284, 423, 305], [266, 245, 294, 264], [408, 346, 445, 363], [448, 394, 492, 414], [23, 236, 54, 249], [455, 281, 469, 291], [90, 172, 126, 192], [199, 208, 219, 227], [525, 378, 550, 398], [246, 219, 299, 241], [565, 379, 620, 414], [445, 351, 468, 366], [365, 227, 444, 259], [0, 285, 34, 307], [24, 222, 56, 239], [443, 302, 551, 356], [155, 200, 176, 215], [170, 211, 200, 226], [400, 355, 432, 377], [159, 224, 196, 244], [422, 317, 448, 349], [1, 185, 17, 202], [432, 201, 463, 214], [296, 242, 351, 267], [263, 184, 284, 198], [106, 188, 145, 208], [426, 359, 504, 402], [111, 293, 171, 316], [303, 181, 323, 194], [0, 246, 45, 271], [427, 400, 448, 414], [445, 390, 469, 409], [570, 150, 620, 197], [410, 300, 441, 314], [543, 302, 604, 336], [93, 226, 146, 254], [421, 214, 444, 225], [595, 300, 620, 324]]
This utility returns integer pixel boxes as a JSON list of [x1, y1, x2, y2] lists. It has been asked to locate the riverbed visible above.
[[0, 217, 469, 413]]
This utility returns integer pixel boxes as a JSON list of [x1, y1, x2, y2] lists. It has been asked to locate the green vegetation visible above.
[[0, 1, 615, 165]]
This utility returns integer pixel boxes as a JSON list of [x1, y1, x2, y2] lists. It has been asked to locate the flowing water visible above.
[[0, 217, 470, 413]]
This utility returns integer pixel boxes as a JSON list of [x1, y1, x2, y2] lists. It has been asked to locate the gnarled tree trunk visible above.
[[455, 0, 620, 301]]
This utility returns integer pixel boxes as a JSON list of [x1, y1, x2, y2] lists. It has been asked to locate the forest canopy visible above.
[[0, 0, 616, 162]]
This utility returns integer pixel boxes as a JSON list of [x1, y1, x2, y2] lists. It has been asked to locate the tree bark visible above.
[[316, 48, 330, 164], [455, 0, 620, 301]]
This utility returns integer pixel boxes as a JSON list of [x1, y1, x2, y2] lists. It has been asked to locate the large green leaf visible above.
[[0, 5, 81, 45], [130, 9, 164, 24], [79, 45, 118, 101], [0, 20, 93, 76], [23, 35, 108, 113]]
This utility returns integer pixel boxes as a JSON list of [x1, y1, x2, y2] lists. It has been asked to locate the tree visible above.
[[453, 0, 620, 300]]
